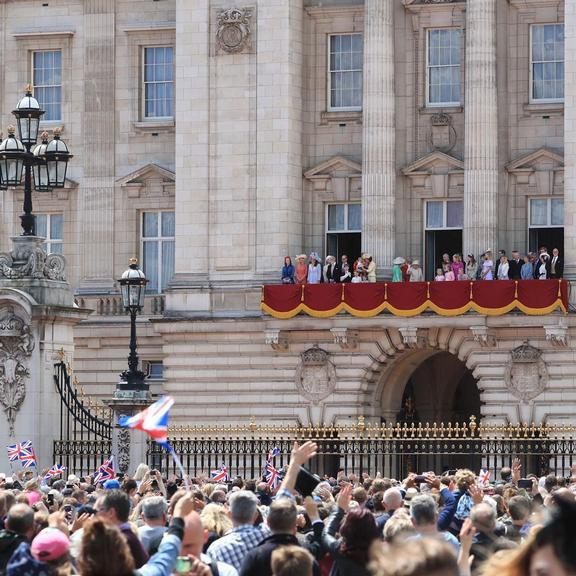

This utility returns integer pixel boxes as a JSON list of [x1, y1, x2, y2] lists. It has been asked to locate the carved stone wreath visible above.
[[0, 306, 35, 435], [294, 347, 337, 405], [504, 342, 548, 402], [216, 8, 253, 54]]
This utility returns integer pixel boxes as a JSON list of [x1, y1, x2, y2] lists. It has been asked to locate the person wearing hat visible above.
[[323, 256, 337, 283], [392, 257, 405, 283], [363, 254, 376, 283], [307, 253, 323, 284], [294, 255, 308, 284], [407, 260, 423, 282]]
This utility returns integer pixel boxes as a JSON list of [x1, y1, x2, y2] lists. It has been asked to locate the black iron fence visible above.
[[147, 417, 576, 480], [53, 359, 112, 476]]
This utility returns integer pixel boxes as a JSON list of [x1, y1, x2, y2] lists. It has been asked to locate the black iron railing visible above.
[[147, 418, 576, 480], [53, 360, 112, 475]]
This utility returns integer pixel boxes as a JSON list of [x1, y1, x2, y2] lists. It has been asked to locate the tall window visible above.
[[35, 213, 63, 254], [141, 211, 175, 293], [531, 24, 564, 102], [328, 34, 363, 111], [427, 29, 461, 107], [529, 198, 564, 228], [33, 50, 62, 121], [143, 46, 174, 119]]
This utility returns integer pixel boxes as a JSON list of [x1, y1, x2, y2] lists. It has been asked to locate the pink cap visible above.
[[25, 491, 41, 506], [31, 528, 70, 562]]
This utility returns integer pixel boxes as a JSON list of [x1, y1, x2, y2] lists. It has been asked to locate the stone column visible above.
[[361, 0, 396, 277], [564, 0, 576, 278], [463, 0, 499, 260]]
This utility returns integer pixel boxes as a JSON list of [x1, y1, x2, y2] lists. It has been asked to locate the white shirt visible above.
[[201, 553, 239, 576]]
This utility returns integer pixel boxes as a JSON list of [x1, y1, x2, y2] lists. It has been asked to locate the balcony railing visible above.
[[75, 294, 165, 316], [261, 279, 569, 318]]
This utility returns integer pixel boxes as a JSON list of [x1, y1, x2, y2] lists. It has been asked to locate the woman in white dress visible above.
[[481, 251, 494, 280]]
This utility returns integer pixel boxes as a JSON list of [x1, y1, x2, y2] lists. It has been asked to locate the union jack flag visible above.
[[7, 441, 36, 467], [119, 397, 174, 447], [478, 468, 491, 487], [265, 462, 282, 490], [44, 464, 66, 482], [210, 465, 229, 483], [94, 456, 116, 484], [267, 447, 280, 462]]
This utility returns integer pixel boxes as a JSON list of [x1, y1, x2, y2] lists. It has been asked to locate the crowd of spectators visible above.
[[0, 447, 575, 576]]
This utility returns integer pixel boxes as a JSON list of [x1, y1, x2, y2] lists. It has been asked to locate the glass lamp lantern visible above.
[[32, 132, 51, 192], [0, 126, 25, 187], [43, 127, 73, 188], [12, 87, 44, 147], [119, 258, 148, 311]]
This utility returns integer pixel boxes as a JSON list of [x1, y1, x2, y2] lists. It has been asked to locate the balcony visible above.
[[261, 280, 568, 318], [75, 294, 165, 317]]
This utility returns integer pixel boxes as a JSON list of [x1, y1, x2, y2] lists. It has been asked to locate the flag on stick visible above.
[[94, 456, 116, 484], [210, 465, 230, 483], [44, 464, 66, 482]]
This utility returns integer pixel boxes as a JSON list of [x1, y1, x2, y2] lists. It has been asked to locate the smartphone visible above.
[[175, 556, 192, 574], [414, 475, 427, 483], [518, 478, 532, 490]]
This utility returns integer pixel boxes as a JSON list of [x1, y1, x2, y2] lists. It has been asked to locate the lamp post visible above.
[[117, 258, 149, 392], [0, 87, 73, 236]]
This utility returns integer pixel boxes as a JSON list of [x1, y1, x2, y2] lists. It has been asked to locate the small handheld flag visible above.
[[478, 468, 491, 487], [211, 465, 229, 483], [265, 462, 282, 490], [18, 441, 37, 468], [7, 444, 20, 462], [44, 464, 66, 482], [267, 447, 280, 462], [94, 457, 116, 484]]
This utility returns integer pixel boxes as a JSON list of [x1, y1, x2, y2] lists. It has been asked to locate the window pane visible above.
[[329, 34, 363, 110], [530, 199, 548, 226], [446, 201, 464, 228], [143, 47, 174, 118], [551, 198, 564, 226], [143, 212, 158, 237], [347, 204, 361, 231], [35, 214, 47, 237], [143, 241, 159, 293], [50, 214, 63, 240], [532, 24, 564, 101], [33, 50, 62, 121], [426, 202, 444, 228], [161, 211, 175, 237], [161, 240, 175, 292], [48, 242, 63, 255], [328, 205, 345, 231]]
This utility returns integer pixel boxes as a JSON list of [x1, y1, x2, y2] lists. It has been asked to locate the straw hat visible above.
[[362, 253, 372, 260], [412, 260, 420, 266], [296, 254, 307, 261], [393, 257, 406, 265]]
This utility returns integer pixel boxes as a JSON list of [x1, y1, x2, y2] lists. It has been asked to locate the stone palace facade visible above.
[[1, 0, 576, 432]]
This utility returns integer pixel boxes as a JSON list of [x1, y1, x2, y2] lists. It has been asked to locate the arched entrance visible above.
[[376, 349, 482, 475]]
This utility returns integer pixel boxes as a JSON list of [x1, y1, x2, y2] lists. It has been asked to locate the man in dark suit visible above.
[[333, 254, 352, 283], [550, 248, 563, 278], [508, 250, 523, 280]]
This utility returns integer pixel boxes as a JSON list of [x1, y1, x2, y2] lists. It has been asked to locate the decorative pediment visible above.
[[304, 156, 362, 180], [117, 164, 175, 198], [402, 151, 463, 176], [506, 148, 564, 173]]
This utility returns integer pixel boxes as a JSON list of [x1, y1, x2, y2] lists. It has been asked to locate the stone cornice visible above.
[[305, 5, 364, 18], [403, 0, 466, 13], [13, 29, 75, 39]]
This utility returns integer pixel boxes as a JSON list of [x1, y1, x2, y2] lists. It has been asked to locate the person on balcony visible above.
[[550, 248, 563, 278], [497, 255, 509, 280], [323, 256, 337, 283], [465, 255, 478, 281], [407, 260, 423, 282], [307, 253, 323, 284], [294, 255, 308, 284], [392, 257, 405, 282], [441, 253, 451, 274], [435, 268, 445, 282], [481, 251, 494, 280], [363, 254, 377, 283], [451, 254, 464, 280], [521, 255, 533, 280], [444, 267, 455, 281], [536, 253, 551, 280], [281, 257, 295, 284], [508, 251, 523, 280], [334, 254, 352, 283]]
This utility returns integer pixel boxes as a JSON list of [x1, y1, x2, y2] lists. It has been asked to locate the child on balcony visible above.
[[435, 268, 445, 282]]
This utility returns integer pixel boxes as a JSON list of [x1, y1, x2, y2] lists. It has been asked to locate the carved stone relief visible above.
[[295, 347, 336, 405], [0, 307, 35, 435], [0, 237, 66, 281], [216, 8, 254, 55], [429, 113, 457, 153], [116, 420, 131, 474], [504, 342, 548, 402]]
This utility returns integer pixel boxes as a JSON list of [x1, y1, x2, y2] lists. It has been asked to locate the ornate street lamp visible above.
[[0, 87, 73, 235], [117, 258, 149, 391]]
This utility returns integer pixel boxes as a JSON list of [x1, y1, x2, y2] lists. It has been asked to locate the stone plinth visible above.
[[105, 390, 152, 476]]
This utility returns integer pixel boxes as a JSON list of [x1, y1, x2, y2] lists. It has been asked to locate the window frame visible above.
[[31, 49, 63, 122], [35, 213, 64, 254], [424, 199, 464, 231], [425, 27, 462, 108], [325, 203, 362, 233], [528, 197, 564, 229], [140, 210, 175, 294], [141, 45, 175, 121], [327, 33, 363, 113], [529, 23, 565, 105]]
